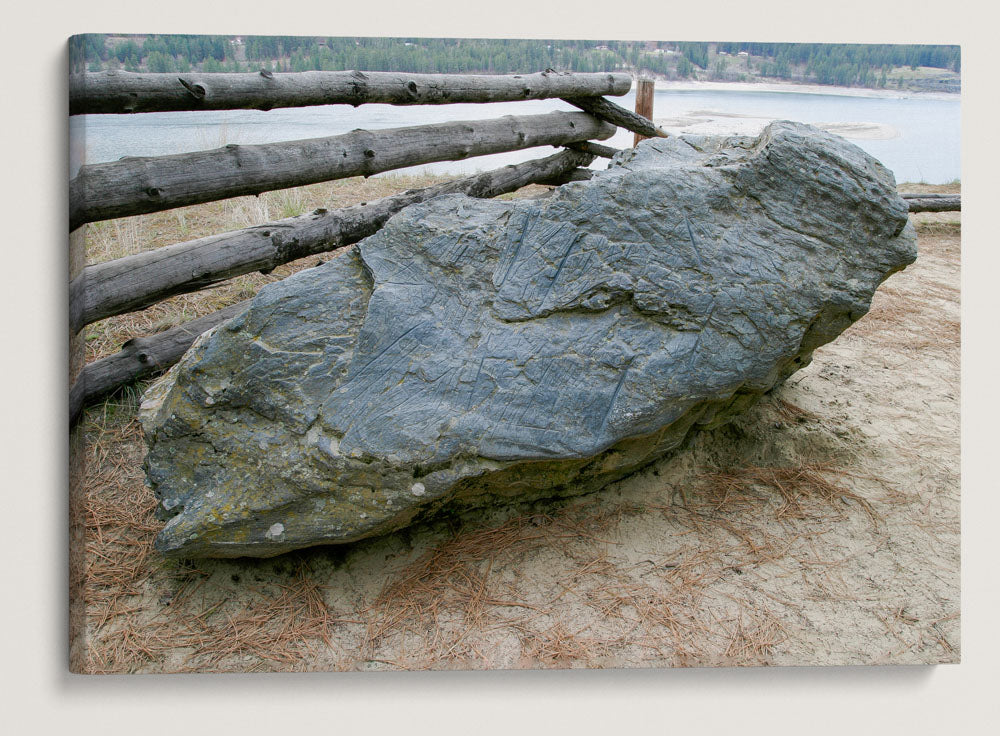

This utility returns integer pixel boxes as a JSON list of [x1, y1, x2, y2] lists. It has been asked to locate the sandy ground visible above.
[[655, 111, 899, 141], [654, 79, 959, 101], [69, 203, 960, 673]]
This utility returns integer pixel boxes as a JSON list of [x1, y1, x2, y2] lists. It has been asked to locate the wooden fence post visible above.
[[633, 77, 655, 147]]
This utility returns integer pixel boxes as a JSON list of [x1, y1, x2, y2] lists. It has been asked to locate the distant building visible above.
[[105, 34, 146, 48], [230, 37, 246, 62]]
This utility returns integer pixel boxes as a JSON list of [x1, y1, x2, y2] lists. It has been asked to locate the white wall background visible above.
[[3, 3, 996, 734]]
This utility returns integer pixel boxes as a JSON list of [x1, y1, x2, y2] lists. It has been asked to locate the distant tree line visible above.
[[715, 41, 961, 86], [717, 41, 960, 74], [69, 35, 960, 90]]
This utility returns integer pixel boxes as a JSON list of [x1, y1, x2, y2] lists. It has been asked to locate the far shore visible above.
[[653, 112, 901, 142], [653, 79, 959, 102]]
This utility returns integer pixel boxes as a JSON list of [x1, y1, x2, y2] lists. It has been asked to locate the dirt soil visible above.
[[69, 204, 960, 673]]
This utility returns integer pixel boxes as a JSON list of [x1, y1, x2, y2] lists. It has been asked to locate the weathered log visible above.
[[633, 78, 655, 147], [70, 301, 248, 426], [566, 140, 622, 159], [70, 70, 632, 115], [563, 95, 669, 139], [903, 194, 961, 212], [535, 167, 595, 186], [70, 149, 595, 333], [69, 111, 614, 231]]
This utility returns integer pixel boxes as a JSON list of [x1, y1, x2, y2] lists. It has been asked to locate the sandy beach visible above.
[[654, 79, 959, 101], [655, 110, 900, 140]]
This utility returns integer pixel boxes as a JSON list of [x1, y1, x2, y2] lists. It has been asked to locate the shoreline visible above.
[[653, 79, 959, 102], [653, 112, 901, 142]]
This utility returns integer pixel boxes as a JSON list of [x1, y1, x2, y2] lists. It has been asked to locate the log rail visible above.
[[70, 112, 613, 231], [901, 193, 961, 212], [70, 70, 632, 115]]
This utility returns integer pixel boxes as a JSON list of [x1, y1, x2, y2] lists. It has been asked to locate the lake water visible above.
[[71, 88, 961, 185]]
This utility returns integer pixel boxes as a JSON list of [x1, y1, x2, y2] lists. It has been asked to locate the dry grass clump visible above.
[[913, 218, 961, 236], [363, 514, 550, 651], [722, 606, 789, 665], [909, 218, 961, 254], [564, 548, 725, 665], [361, 503, 631, 667], [849, 291, 957, 347], [84, 564, 339, 674], [774, 398, 820, 424], [517, 622, 620, 667], [896, 181, 960, 195], [78, 410, 156, 618], [843, 227, 960, 362], [75, 403, 161, 673], [696, 463, 880, 528], [168, 565, 337, 672], [74, 397, 341, 673]]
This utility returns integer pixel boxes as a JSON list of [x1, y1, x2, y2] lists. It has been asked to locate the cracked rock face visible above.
[[140, 121, 916, 558]]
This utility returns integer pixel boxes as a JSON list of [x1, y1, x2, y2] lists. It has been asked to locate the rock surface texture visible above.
[[140, 121, 916, 558]]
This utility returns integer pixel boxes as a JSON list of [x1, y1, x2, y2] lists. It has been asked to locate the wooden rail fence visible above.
[[67, 69, 959, 425], [902, 193, 962, 212]]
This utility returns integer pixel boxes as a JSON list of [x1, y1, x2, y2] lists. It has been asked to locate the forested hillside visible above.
[[69, 35, 960, 93]]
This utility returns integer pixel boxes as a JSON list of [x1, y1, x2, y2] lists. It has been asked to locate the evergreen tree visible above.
[[70, 34, 959, 94], [147, 51, 174, 73]]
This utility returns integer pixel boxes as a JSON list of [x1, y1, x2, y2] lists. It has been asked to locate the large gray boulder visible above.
[[140, 121, 915, 558]]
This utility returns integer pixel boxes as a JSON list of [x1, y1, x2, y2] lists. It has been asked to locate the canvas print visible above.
[[68, 35, 960, 673]]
